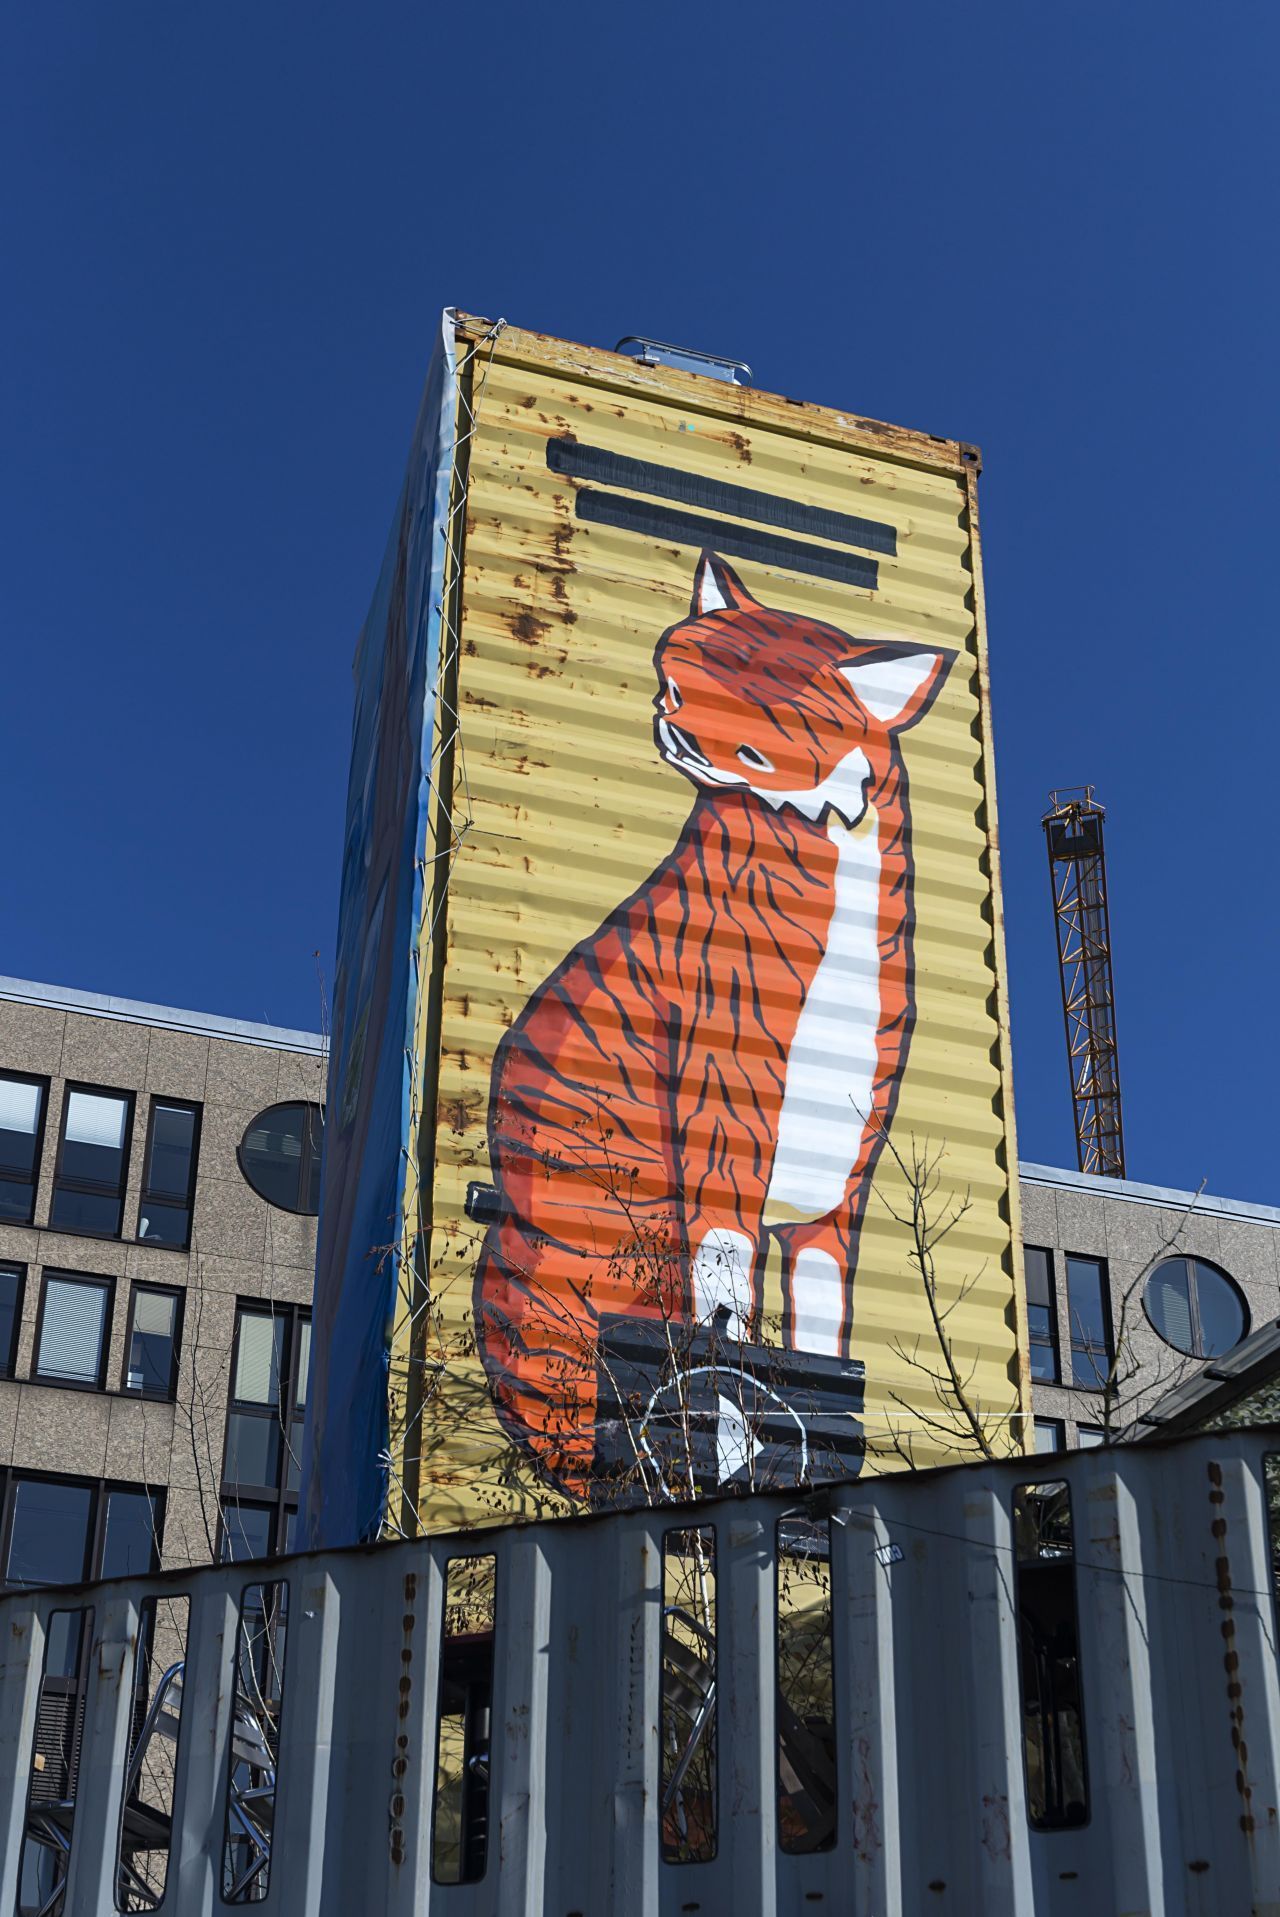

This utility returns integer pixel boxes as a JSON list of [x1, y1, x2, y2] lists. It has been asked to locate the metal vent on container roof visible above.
[[614, 335, 752, 385]]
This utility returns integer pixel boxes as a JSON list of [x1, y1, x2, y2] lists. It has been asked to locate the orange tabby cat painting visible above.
[[474, 552, 952, 1499]]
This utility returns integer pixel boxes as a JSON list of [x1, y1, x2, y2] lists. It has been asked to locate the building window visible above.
[[1076, 1426, 1105, 1448], [1024, 1247, 1059, 1384], [1013, 1480, 1088, 1830], [33, 1273, 113, 1389], [1143, 1256, 1249, 1359], [122, 1285, 182, 1398], [220, 1303, 311, 1560], [0, 1072, 48, 1226], [0, 1264, 24, 1376], [1066, 1254, 1112, 1390], [0, 1473, 162, 1590], [237, 1103, 322, 1216], [5, 1478, 94, 1588], [137, 1099, 201, 1249], [49, 1086, 134, 1238], [1033, 1418, 1064, 1454], [98, 1486, 163, 1579]]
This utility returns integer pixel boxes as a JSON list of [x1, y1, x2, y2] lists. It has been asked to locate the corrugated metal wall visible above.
[[387, 319, 1026, 1533], [3, 1430, 1278, 1914]]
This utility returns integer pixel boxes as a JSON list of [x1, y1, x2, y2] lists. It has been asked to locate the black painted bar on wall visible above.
[[546, 437, 896, 558], [573, 492, 881, 592]]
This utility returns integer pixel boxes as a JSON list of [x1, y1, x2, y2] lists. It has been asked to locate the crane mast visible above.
[[1042, 787, 1126, 1178]]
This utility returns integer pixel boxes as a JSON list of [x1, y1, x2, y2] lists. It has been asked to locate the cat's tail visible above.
[[474, 1201, 685, 1506], [473, 1231, 601, 1500]]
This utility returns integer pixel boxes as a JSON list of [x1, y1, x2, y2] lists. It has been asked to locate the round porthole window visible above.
[[237, 1103, 323, 1216], [1142, 1256, 1248, 1359]]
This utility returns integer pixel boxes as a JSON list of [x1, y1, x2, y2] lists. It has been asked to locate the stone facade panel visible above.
[[61, 1011, 151, 1088], [186, 1176, 268, 1262], [274, 1048, 327, 1105], [0, 1004, 65, 1077], [143, 1030, 211, 1101], [1018, 1182, 1057, 1248], [0, 1383, 21, 1466], [15, 1383, 111, 1477], [205, 1038, 282, 1111]]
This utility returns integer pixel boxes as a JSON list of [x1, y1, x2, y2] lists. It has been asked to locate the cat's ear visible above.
[[839, 648, 952, 731], [692, 552, 759, 617]]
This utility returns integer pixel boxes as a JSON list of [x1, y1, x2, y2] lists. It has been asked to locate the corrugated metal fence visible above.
[[2, 1429, 1279, 1915]]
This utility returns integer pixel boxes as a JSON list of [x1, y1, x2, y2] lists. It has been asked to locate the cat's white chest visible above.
[[765, 809, 882, 1221]]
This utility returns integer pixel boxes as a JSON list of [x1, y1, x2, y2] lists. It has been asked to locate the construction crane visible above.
[[1042, 787, 1126, 1178]]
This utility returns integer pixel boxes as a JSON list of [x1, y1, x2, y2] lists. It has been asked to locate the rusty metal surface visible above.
[[299, 311, 1028, 1541], [2, 1430, 1280, 1913], [364, 316, 1026, 1535]]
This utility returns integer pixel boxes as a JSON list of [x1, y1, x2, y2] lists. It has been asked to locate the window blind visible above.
[[235, 1314, 281, 1406], [295, 1321, 311, 1409], [133, 1290, 176, 1338], [38, 1280, 107, 1383], [0, 1079, 40, 1134], [64, 1090, 127, 1150]]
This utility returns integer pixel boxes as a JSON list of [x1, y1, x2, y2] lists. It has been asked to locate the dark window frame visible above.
[[0, 1472, 95, 1592], [0, 1468, 166, 1591], [31, 1270, 116, 1393], [91, 1481, 167, 1581], [1033, 1418, 1065, 1454], [1065, 1252, 1114, 1391], [120, 1282, 184, 1401], [1012, 1477, 1090, 1832], [218, 1302, 311, 1562], [236, 1101, 323, 1217], [1142, 1255, 1250, 1360], [430, 1552, 497, 1886], [0, 1070, 50, 1228], [49, 1081, 136, 1242], [1023, 1245, 1060, 1385], [135, 1096, 202, 1251], [0, 1262, 26, 1377]]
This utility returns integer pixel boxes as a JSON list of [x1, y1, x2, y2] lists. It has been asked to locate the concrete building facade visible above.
[[1021, 1159, 1280, 1451], [0, 976, 325, 1586]]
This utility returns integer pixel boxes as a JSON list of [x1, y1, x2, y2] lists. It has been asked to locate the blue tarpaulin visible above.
[[300, 312, 457, 1548]]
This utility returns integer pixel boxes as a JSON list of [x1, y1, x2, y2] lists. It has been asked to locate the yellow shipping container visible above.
[[304, 313, 1028, 1547]]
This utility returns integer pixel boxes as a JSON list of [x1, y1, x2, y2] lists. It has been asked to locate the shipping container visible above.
[[10, 1431, 1278, 1913], [303, 312, 1028, 1548]]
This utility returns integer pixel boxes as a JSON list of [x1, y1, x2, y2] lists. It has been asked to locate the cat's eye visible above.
[[737, 744, 775, 772]]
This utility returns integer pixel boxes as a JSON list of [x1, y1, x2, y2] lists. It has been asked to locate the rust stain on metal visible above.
[[852, 1732, 883, 1861], [389, 1571, 419, 1863], [1207, 1460, 1256, 1836], [1117, 1714, 1135, 1787], [507, 609, 550, 647], [980, 1791, 1011, 1862], [548, 522, 576, 565]]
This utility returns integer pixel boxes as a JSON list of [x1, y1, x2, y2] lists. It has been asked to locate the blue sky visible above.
[[3, 4, 1276, 1198]]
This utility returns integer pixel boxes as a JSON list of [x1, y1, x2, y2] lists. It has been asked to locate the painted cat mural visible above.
[[474, 553, 953, 1496]]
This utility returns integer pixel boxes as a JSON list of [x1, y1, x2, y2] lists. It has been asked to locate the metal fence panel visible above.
[[2, 1430, 1279, 1915]]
